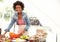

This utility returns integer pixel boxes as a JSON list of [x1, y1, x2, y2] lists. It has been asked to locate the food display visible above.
[[0, 26, 47, 42], [29, 28, 47, 42], [0, 35, 29, 42], [34, 29, 47, 42]]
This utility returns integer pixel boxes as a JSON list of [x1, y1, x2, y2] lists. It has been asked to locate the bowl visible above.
[[12, 39, 26, 42]]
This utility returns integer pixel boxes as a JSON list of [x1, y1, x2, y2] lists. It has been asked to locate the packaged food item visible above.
[[34, 29, 47, 42]]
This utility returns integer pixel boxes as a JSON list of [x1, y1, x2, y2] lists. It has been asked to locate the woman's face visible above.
[[15, 5, 22, 14]]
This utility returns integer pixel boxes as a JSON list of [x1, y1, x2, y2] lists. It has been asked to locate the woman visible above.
[[3, 1, 30, 38]]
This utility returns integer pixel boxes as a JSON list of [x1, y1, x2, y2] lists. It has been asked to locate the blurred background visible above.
[[0, 0, 60, 42]]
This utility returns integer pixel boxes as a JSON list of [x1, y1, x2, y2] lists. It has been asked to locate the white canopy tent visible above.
[[0, 0, 60, 42]]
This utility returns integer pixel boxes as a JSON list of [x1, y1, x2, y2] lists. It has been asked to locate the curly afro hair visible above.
[[13, 1, 24, 10]]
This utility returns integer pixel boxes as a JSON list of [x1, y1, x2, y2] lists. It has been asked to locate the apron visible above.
[[14, 19, 26, 34]]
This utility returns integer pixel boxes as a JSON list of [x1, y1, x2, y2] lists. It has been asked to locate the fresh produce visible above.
[[16, 38, 26, 42], [20, 35, 29, 40], [9, 32, 20, 39], [5, 39, 10, 42]]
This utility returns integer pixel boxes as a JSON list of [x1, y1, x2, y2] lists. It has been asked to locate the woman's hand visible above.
[[0, 34, 5, 40], [2, 34, 5, 37], [19, 30, 25, 36], [2, 31, 7, 38]]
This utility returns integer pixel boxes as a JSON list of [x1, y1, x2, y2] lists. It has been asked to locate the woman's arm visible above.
[[3, 17, 16, 35], [24, 15, 30, 31]]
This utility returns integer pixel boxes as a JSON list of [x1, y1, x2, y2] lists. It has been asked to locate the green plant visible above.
[[0, 0, 3, 2]]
